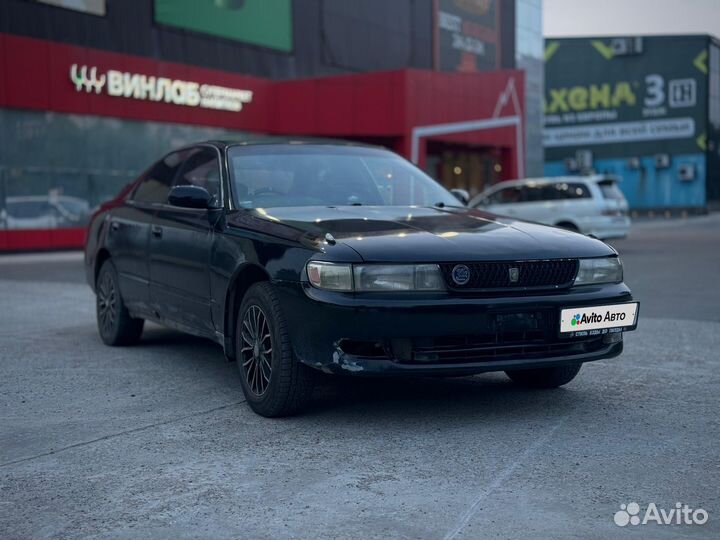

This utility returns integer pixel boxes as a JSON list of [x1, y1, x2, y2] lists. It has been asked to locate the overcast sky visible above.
[[543, 0, 720, 38]]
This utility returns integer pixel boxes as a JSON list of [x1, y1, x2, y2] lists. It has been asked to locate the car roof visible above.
[[204, 137, 384, 150], [485, 175, 618, 191]]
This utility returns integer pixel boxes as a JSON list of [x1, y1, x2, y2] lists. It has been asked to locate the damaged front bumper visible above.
[[273, 280, 633, 376]]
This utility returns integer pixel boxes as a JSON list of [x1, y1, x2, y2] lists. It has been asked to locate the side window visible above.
[[487, 189, 505, 204], [545, 183, 566, 200], [132, 152, 184, 204], [550, 182, 591, 200], [174, 148, 221, 202], [488, 187, 523, 204], [567, 183, 591, 199], [524, 185, 548, 202]]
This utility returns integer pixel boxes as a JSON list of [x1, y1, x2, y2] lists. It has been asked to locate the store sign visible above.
[[69, 64, 253, 112], [543, 37, 708, 158], [436, 0, 499, 72], [544, 117, 695, 147]]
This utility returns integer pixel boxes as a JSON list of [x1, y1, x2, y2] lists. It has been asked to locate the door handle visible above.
[[110, 221, 120, 232], [151, 225, 163, 238]]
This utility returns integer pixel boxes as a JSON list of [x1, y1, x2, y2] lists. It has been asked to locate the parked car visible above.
[[2, 195, 91, 229], [85, 141, 639, 417], [469, 176, 631, 240]]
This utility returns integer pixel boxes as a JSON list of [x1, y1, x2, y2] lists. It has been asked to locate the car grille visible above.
[[409, 333, 606, 363], [438, 259, 578, 291], [406, 308, 603, 363]]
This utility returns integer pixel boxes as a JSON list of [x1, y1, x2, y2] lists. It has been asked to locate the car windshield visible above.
[[227, 144, 459, 208], [6, 200, 54, 219]]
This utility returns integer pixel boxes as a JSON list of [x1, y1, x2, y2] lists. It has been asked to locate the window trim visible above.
[[128, 150, 185, 206], [167, 145, 224, 210], [128, 144, 226, 210]]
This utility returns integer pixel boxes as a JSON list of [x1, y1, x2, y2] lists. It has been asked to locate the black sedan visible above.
[[85, 140, 639, 417]]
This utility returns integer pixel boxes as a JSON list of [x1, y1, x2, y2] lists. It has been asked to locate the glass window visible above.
[[546, 182, 591, 200], [228, 145, 459, 208], [132, 151, 184, 204], [598, 180, 625, 201], [174, 147, 221, 202], [565, 183, 591, 199], [524, 184, 547, 201], [488, 186, 524, 204], [6, 199, 55, 220]]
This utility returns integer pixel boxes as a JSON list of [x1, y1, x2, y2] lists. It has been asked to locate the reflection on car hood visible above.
[[231, 205, 616, 262]]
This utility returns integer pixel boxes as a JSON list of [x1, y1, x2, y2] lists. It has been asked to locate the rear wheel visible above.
[[96, 260, 144, 346], [236, 282, 315, 417], [505, 363, 582, 388]]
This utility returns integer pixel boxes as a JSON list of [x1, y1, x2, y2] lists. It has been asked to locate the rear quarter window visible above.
[[598, 181, 625, 201], [564, 183, 592, 199]]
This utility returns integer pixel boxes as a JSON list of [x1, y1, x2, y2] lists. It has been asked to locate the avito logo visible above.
[[570, 310, 627, 326], [614, 502, 708, 527]]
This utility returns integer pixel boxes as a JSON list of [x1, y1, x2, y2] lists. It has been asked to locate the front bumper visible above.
[[274, 281, 635, 376]]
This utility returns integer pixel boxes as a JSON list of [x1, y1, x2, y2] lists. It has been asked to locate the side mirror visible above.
[[168, 185, 213, 209], [450, 188, 469, 205]]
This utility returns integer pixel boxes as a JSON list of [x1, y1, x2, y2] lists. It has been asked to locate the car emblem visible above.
[[509, 267, 520, 283], [451, 264, 471, 286]]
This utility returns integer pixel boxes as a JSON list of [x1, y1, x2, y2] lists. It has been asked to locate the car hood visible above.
[[231, 205, 616, 262]]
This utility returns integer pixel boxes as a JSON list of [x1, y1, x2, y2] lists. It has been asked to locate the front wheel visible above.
[[96, 260, 144, 346], [505, 363, 582, 388], [236, 282, 315, 417]]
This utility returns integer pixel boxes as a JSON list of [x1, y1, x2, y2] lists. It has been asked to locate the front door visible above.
[[108, 155, 183, 314], [148, 147, 222, 336]]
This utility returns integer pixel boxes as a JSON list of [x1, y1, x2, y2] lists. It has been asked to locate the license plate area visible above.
[[560, 302, 639, 338]]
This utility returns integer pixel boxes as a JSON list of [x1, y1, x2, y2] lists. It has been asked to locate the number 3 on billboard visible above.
[[644, 74, 665, 107]]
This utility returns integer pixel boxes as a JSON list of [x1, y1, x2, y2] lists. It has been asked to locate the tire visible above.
[[505, 363, 582, 389], [236, 282, 315, 417], [96, 260, 144, 346]]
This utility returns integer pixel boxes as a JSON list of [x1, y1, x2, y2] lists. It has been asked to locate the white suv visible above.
[[469, 175, 631, 240]]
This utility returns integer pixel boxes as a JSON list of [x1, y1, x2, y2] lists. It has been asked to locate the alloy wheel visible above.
[[240, 305, 273, 396], [97, 271, 117, 335]]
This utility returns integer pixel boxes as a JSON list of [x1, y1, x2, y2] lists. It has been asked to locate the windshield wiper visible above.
[[434, 201, 446, 208]]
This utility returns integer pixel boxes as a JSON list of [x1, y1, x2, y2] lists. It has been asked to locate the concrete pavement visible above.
[[1, 215, 718, 539]]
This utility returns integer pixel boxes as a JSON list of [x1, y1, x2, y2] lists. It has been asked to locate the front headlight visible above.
[[574, 257, 623, 285], [354, 264, 445, 291], [306, 261, 353, 291], [306, 262, 445, 291]]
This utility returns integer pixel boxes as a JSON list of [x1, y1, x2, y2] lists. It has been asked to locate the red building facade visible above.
[[0, 3, 525, 251]]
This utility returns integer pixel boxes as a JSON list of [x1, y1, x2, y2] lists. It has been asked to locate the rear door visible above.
[[517, 184, 555, 223], [107, 157, 180, 314], [560, 182, 597, 225], [148, 146, 222, 336], [537, 181, 595, 228]]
